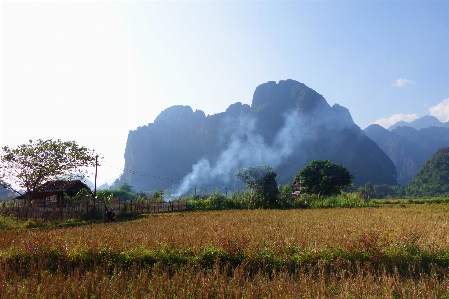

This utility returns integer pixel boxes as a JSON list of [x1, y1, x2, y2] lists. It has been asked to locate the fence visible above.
[[0, 200, 187, 221], [105, 200, 187, 214]]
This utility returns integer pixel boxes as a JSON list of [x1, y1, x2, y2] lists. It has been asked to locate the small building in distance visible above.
[[15, 180, 92, 208], [291, 180, 301, 197]]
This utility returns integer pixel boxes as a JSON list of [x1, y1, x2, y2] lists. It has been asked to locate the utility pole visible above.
[[93, 155, 98, 211]]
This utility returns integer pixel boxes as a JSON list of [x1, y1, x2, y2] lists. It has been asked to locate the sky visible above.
[[1, 1, 449, 186]]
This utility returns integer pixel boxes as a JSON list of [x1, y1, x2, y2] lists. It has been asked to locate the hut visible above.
[[15, 180, 92, 208], [291, 180, 301, 197]]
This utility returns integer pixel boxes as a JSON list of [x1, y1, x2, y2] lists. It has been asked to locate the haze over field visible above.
[[2, 1, 449, 185]]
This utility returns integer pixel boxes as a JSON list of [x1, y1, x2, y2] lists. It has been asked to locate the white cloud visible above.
[[392, 79, 415, 87], [429, 98, 449, 122], [374, 113, 419, 128]]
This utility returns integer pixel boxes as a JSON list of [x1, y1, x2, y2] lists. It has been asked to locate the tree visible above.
[[0, 139, 98, 195], [118, 183, 135, 193], [295, 159, 353, 197], [235, 165, 279, 207]]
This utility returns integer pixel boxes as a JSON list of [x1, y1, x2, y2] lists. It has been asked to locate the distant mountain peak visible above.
[[365, 123, 449, 186], [388, 115, 448, 131], [118, 80, 397, 192]]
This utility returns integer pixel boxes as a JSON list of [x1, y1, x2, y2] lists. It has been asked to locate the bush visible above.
[[208, 190, 227, 210]]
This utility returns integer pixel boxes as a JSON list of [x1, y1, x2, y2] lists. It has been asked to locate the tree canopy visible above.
[[235, 165, 279, 207], [0, 139, 99, 194], [295, 159, 353, 197]]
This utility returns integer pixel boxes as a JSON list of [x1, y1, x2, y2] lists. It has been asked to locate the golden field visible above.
[[2, 205, 449, 298]]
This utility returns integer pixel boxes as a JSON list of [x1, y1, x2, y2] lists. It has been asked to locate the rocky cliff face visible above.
[[119, 80, 397, 194], [365, 124, 449, 185]]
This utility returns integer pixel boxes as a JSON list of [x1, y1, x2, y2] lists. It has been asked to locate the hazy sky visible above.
[[2, 1, 449, 185]]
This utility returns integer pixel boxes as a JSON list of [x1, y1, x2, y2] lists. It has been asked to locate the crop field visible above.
[[3, 205, 449, 298]]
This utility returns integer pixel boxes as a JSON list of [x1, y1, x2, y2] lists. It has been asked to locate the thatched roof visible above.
[[15, 180, 92, 200]]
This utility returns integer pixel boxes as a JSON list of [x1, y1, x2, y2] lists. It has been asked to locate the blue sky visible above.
[[2, 1, 449, 184]]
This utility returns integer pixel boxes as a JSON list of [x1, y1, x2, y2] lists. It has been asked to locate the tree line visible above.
[[2, 139, 449, 206]]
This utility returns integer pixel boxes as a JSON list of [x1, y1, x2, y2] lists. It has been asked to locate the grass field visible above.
[[2, 205, 449, 298]]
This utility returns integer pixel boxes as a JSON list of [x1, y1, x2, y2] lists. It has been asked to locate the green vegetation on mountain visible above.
[[406, 147, 449, 197], [365, 124, 449, 186]]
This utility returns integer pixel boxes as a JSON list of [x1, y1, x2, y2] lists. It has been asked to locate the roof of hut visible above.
[[15, 180, 92, 199]]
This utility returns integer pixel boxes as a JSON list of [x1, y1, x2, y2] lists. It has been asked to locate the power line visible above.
[[101, 160, 183, 182]]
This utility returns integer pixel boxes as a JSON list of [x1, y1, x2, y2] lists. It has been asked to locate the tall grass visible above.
[[3, 207, 449, 297], [3, 261, 449, 298]]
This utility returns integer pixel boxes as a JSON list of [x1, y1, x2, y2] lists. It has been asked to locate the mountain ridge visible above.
[[364, 124, 449, 185], [388, 115, 449, 131], [118, 80, 397, 193]]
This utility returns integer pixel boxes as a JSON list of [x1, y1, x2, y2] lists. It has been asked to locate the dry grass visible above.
[[3, 206, 449, 253], [3, 206, 449, 298]]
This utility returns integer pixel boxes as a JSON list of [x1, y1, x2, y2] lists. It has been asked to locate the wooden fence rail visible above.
[[0, 200, 187, 221]]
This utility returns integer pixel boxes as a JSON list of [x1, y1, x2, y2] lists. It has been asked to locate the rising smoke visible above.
[[171, 110, 305, 197]]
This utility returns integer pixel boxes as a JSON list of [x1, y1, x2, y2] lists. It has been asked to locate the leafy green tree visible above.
[[295, 159, 353, 197], [119, 183, 135, 193], [0, 139, 98, 195], [235, 165, 280, 207]]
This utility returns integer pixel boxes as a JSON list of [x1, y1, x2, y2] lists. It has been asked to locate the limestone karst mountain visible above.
[[117, 80, 397, 193], [388, 115, 449, 131], [407, 147, 449, 196], [364, 124, 449, 186]]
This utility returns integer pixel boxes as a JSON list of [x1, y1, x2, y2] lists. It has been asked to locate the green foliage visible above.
[[406, 147, 449, 197], [0, 215, 24, 231], [279, 184, 292, 197], [365, 124, 449, 186], [360, 182, 404, 199], [308, 193, 379, 208], [295, 159, 353, 197], [97, 188, 135, 202], [0, 139, 98, 194], [182, 189, 382, 211], [208, 190, 227, 210], [373, 184, 397, 199], [71, 188, 93, 202], [119, 183, 135, 193], [5, 239, 449, 280], [152, 190, 164, 202], [235, 165, 280, 208]]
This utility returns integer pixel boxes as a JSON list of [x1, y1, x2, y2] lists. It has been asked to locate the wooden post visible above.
[[93, 155, 98, 212]]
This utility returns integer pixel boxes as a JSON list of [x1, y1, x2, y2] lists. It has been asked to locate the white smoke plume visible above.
[[172, 110, 302, 197]]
